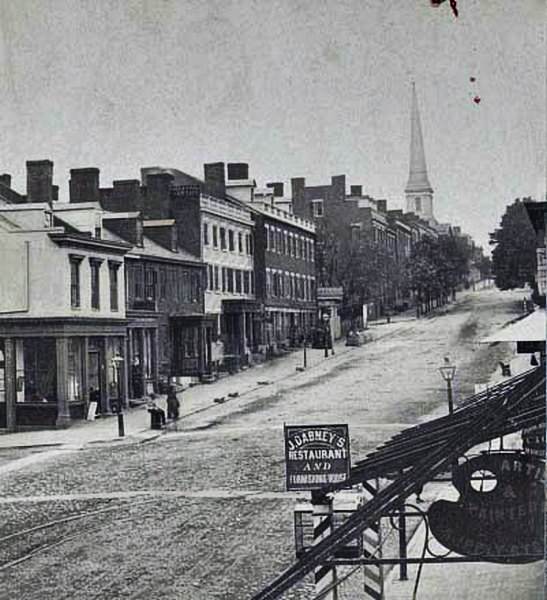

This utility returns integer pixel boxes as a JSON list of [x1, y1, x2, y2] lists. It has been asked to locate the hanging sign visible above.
[[284, 424, 351, 491], [428, 451, 544, 563]]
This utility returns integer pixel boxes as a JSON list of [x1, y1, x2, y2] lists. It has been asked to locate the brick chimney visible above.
[[112, 179, 142, 212], [144, 172, 173, 219], [266, 182, 284, 197], [350, 185, 362, 197], [69, 168, 100, 203], [377, 199, 387, 212], [203, 162, 226, 196], [227, 163, 249, 180], [0, 174, 11, 188], [27, 160, 53, 204]]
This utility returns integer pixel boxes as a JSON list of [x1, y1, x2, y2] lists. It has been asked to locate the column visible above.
[[4, 338, 16, 432], [152, 328, 160, 392], [82, 337, 89, 405], [56, 337, 71, 428], [120, 335, 128, 408]]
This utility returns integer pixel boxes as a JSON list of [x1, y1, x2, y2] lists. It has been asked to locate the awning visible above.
[[481, 309, 546, 343]]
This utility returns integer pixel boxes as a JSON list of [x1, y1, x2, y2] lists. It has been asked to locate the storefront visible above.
[[0, 318, 127, 431], [171, 315, 215, 379]]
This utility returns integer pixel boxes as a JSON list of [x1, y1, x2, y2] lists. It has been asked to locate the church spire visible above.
[[406, 81, 432, 193], [405, 82, 435, 221]]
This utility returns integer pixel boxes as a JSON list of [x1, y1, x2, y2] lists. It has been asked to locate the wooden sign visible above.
[[428, 451, 544, 563], [86, 401, 98, 421], [284, 424, 351, 491]]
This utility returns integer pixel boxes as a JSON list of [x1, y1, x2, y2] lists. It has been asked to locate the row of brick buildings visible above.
[[0, 160, 317, 430]]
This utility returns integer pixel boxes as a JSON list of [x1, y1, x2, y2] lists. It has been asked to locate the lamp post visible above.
[[111, 353, 125, 437], [439, 356, 456, 415], [321, 311, 330, 358]]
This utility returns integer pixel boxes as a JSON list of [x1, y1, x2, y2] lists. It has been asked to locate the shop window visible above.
[[228, 230, 235, 251], [212, 225, 218, 248], [69, 254, 83, 308], [67, 338, 83, 402], [23, 338, 56, 403], [89, 258, 103, 310], [108, 261, 121, 311], [181, 327, 198, 358], [203, 222, 209, 246], [220, 227, 227, 250]]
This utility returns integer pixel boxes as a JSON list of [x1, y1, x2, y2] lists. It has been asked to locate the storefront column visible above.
[[82, 337, 89, 405], [56, 337, 71, 428], [4, 338, 17, 432], [152, 328, 159, 393]]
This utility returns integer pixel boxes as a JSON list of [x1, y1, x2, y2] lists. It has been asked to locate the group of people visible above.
[[148, 383, 182, 429]]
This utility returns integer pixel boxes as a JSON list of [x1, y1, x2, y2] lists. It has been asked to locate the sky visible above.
[[0, 0, 544, 250]]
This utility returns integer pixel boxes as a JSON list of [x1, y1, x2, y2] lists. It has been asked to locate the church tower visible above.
[[405, 82, 435, 222]]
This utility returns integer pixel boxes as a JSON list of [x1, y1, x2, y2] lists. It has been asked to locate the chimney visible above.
[[377, 199, 387, 212], [227, 163, 249, 180], [203, 162, 226, 196], [69, 168, 100, 203], [266, 182, 284, 197], [0, 174, 11, 188], [112, 179, 142, 212], [26, 160, 53, 203], [350, 185, 362, 197], [145, 172, 174, 219]]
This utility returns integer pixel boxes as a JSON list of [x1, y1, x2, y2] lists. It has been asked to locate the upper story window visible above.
[[350, 224, 362, 242], [228, 229, 235, 251], [214, 266, 220, 291], [283, 231, 288, 255], [238, 232, 243, 253], [69, 254, 84, 309], [220, 227, 227, 250], [227, 268, 234, 293], [89, 258, 103, 310], [269, 227, 275, 253], [235, 270, 242, 293], [108, 261, 121, 311], [203, 222, 209, 246], [159, 267, 167, 299], [212, 225, 218, 248], [145, 267, 157, 301], [249, 232, 254, 255], [415, 197, 422, 212], [312, 199, 324, 218]]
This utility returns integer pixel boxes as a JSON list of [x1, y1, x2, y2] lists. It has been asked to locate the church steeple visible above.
[[405, 82, 435, 221]]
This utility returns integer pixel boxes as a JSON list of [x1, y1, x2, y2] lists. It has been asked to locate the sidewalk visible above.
[[0, 318, 413, 450]]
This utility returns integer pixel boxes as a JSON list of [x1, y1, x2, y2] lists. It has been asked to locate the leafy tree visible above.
[[489, 199, 537, 290]]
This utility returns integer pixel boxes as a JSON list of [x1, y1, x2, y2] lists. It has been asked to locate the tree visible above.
[[489, 199, 537, 290]]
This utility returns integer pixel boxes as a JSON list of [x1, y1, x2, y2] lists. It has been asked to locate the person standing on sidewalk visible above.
[[166, 384, 181, 421]]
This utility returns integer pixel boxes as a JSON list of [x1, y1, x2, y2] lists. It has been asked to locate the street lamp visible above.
[[439, 356, 456, 415], [321, 311, 330, 358]]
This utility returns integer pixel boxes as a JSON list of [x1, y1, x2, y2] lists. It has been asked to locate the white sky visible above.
[[0, 0, 544, 250]]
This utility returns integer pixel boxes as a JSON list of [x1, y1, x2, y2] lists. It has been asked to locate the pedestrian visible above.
[[166, 384, 181, 421]]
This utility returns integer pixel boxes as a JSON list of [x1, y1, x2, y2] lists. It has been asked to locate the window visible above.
[[295, 236, 300, 258], [67, 338, 83, 402], [266, 269, 272, 297], [108, 261, 121, 311], [249, 233, 254, 255], [214, 266, 220, 290], [220, 227, 227, 250], [228, 229, 235, 251], [310, 241, 315, 262], [269, 227, 275, 252], [213, 225, 218, 248], [133, 264, 144, 299], [245, 233, 250, 255], [203, 222, 209, 246], [227, 268, 234, 293], [415, 197, 422, 212], [265, 225, 270, 251], [191, 272, 201, 302], [350, 224, 361, 242], [250, 271, 255, 294], [243, 271, 250, 294], [235, 270, 242, 293], [159, 267, 167, 299], [238, 232, 243, 253], [207, 265, 213, 290], [145, 267, 157, 301], [89, 258, 103, 310], [69, 255, 83, 308], [312, 199, 324, 217], [182, 270, 191, 302]]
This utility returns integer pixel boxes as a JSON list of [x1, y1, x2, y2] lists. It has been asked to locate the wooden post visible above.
[[56, 337, 71, 428], [312, 490, 338, 600]]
